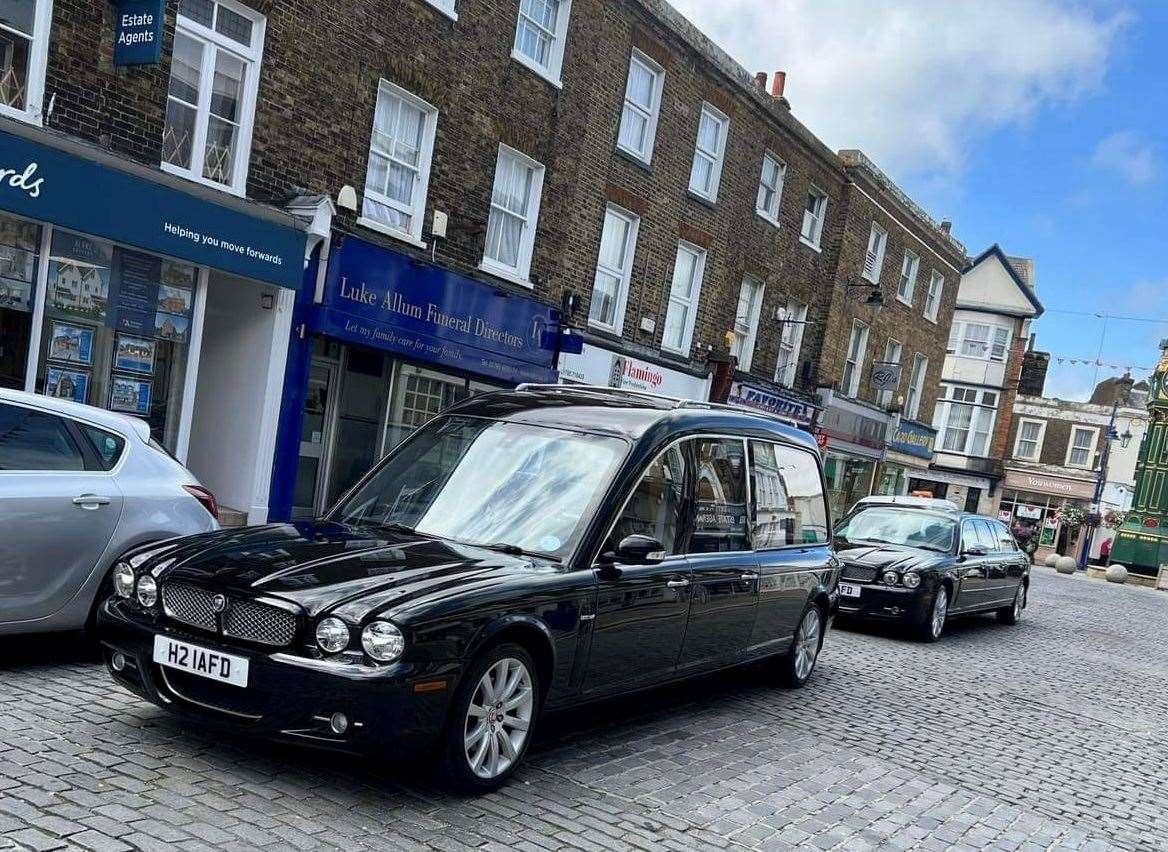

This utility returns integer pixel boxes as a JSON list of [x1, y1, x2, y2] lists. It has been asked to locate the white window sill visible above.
[[799, 236, 822, 253], [687, 186, 719, 205], [0, 104, 42, 127], [756, 210, 781, 229], [160, 161, 246, 198], [895, 294, 913, 307], [357, 216, 428, 249], [861, 273, 881, 286], [478, 260, 534, 289], [661, 343, 689, 357], [422, 0, 458, 21], [925, 313, 939, 325], [510, 50, 564, 89], [615, 143, 652, 167], [587, 317, 625, 337]]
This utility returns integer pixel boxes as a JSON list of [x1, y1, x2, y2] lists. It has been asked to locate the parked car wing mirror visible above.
[[962, 544, 989, 557], [614, 534, 666, 565]]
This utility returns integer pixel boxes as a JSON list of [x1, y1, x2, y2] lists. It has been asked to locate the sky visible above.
[[669, 0, 1166, 402]]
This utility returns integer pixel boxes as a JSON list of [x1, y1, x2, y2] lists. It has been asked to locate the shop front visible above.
[[0, 123, 308, 523], [999, 468, 1096, 557], [726, 380, 818, 430], [878, 419, 937, 497], [558, 341, 710, 400], [816, 390, 889, 519], [270, 235, 561, 520]]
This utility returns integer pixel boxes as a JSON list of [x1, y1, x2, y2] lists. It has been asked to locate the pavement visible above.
[[1, 568, 1165, 852]]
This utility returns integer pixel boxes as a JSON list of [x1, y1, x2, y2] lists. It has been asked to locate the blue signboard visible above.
[[888, 419, 937, 460], [114, 1, 165, 66], [0, 129, 304, 288], [311, 237, 560, 385]]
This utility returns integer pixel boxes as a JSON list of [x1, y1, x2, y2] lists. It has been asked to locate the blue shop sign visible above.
[[312, 236, 560, 385], [888, 419, 937, 460], [114, 0, 164, 66], [0, 129, 304, 288], [727, 381, 818, 428]]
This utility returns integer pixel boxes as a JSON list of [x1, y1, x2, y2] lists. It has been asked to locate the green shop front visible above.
[[0, 124, 308, 522]]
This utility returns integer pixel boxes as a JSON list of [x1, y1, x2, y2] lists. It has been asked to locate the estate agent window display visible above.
[[0, 213, 41, 390], [33, 228, 197, 452]]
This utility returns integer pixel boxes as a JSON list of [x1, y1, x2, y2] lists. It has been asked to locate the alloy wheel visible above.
[[463, 657, 534, 779], [931, 588, 948, 639], [794, 608, 822, 681]]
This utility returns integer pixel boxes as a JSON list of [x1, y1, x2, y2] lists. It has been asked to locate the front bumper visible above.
[[836, 581, 933, 623], [96, 598, 457, 755]]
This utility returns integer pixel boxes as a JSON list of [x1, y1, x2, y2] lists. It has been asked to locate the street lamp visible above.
[[1120, 427, 1133, 449]]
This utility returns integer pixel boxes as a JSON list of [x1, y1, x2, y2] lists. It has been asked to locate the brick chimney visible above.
[[755, 71, 767, 92]]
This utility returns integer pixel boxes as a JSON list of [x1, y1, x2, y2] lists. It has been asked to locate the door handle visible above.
[[740, 572, 760, 581], [73, 494, 111, 508], [666, 579, 690, 588]]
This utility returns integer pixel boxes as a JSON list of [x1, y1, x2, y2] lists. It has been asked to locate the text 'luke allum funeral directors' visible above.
[[339, 277, 526, 350]]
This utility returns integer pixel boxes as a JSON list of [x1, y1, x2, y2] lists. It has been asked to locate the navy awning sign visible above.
[[312, 236, 560, 385], [0, 129, 304, 288]]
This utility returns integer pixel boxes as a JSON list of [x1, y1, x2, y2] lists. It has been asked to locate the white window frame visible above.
[[923, 270, 944, 322], [841, 320, 869, 398], [479, 144, 546, 287], [1013, 418, 1047, 461], [990, 326, 1011, 362], [615, 49, 664, 165], [800, 186, 828, 250], [421, 0, 458, 20], [357, 80, 438, 248], [862, 223, 887, 284], [949, 319, 1013, 362], [1066, 425, 1100, 469], [161, 0, 266, 196], [933, 385, 999, 457], [688, 102, 729, 202], [905, 354, 927, 420], [587, 204, 640, 335], [730, 276, 765, 371], [876, 338, 902, 408], [775, 301, 807, 388], [661, 241, 706, 356], [755, 152, 786, 227], [0, 0, 52, 125], [511, 0, 572, 87], [897, 250, 920, 306]]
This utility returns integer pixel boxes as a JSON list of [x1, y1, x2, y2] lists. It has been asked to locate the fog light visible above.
[[329, 712, 349, 735], [883, 570, 899, 586], [136, 575, 158, 608], [111, 652, 126, 672]]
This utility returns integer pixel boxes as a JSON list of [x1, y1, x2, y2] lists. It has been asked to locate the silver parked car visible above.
[[0, 388, 218, 636]]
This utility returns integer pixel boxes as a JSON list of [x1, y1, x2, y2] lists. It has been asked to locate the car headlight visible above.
[[902, 572, 922, 589], [136, 575, 158, 607], [361, 620, 405, 663], [315, 617, 351, 654], [113, 563, 135, 598], [883, 570, 899, 586]]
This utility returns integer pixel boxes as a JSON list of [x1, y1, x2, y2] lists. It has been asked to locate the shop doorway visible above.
[[292, 359, 341, 518]]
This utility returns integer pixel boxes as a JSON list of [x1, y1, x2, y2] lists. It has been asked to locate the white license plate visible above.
[[153, 636, 249, 688], [839, 582, 862, 598]]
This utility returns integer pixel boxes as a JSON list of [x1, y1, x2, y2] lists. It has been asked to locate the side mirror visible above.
[[962, 544, 989, 558], [612, 534, 666, 565]]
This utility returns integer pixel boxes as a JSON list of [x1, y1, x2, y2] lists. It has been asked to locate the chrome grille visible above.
[[223, 599, 297, 647], [841, 565, 879, 583], [162, 583, 217, 632]]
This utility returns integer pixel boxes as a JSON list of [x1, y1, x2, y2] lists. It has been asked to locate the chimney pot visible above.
[[755, 72, 767, 92], [771, 71, 786, 99]]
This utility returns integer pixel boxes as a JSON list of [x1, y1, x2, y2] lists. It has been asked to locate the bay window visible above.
[[661, 242, 706, 355], [587, 205, 639, 334], [481, 145, 545, 285], [729, 276, 764, 370], [616, 50, 664, 164], [775, 301, 806, 388], [841, 320, 869, 398], [360, 81, 438, 245], [162, 0, 265, 194], [0, 0, 51, 123], [934, 385, 998, 456]]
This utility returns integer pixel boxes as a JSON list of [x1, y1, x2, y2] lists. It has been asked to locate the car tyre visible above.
[[440, 642, 540, 793], [777, 602, 825, 688], [916, 585, 948, 643], [997, 584, 1025, 625]]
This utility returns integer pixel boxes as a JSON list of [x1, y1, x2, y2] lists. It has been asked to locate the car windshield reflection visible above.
[[835, 507, 956, 554], [331, 416, 627, 561]]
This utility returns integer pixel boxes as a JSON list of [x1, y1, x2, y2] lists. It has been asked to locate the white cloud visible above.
[[1091, 131, 1158, 185], [667, 0, 1130, 181]]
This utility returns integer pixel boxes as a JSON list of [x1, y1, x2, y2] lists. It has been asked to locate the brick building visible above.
[[1, 0, 974, 522]]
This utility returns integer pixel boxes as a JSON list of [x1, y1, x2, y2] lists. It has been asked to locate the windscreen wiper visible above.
[[477, 542, 561, 563]]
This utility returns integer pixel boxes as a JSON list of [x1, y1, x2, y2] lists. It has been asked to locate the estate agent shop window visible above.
[[0, 209, 199, 453]]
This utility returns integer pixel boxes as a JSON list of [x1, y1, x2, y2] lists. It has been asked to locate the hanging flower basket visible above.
[[1053, 502, 1088, 531], [1102, 509, 1129, 530]]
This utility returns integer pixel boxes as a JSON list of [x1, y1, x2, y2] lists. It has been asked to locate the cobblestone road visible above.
[[1, 568, 1165, 852]]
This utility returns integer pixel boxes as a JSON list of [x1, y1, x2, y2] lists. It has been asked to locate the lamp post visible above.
[[1078, 402, 1133, 569]]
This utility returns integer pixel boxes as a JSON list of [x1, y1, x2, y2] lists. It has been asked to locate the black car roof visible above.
[[445, 385, 819, 451]]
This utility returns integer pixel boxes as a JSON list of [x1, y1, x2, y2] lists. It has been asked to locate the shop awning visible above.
[[0, 124, 305, 289]]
